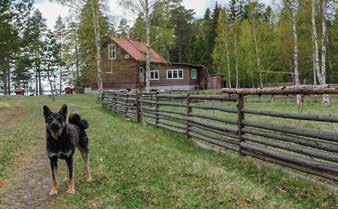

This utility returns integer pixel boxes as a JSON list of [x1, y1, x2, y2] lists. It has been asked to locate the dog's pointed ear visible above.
[[43, 105, 52, 119], [59, 104, 68, 119]]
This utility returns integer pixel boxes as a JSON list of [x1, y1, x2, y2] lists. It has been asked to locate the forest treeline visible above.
[[127, 0, 337, 88], [0, 0, 337, 95]]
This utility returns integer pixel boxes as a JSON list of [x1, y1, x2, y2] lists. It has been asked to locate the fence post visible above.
[[155, 92, 160, 127], [101, 92, 105, 108], [237, 94, 245, 155], [125, 92, 129, 117], [110, 93, 114, 112], [114, 92, 117, 113], [136, 91, 142, 123], [186, 93, 192, 138]]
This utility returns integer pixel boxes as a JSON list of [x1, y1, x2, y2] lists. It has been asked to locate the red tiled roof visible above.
[[112, 37, 167, 63]]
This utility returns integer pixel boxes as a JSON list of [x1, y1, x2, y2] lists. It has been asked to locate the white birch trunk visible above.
[[251, 1, 263, 88], [312, 0, 321, 84], [92, 0, 103, 91], [145, 0, 151, 92], [223, 21, 232, 89], [321, 0, 329, 106], [291, 1, 302, 106], [47, 65, 55, 102], [234, 25, 239, 89]]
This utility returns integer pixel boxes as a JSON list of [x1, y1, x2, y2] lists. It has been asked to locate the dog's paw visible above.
[[49, 189, 58, 196], [67, 188, 76, 194]]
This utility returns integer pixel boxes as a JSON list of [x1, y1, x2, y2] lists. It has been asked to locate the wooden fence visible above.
[[101, 86, 338, 182]]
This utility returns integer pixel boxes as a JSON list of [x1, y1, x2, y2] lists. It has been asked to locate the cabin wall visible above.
[[149, 64, 205, 90], [102, 43, 139, 89]]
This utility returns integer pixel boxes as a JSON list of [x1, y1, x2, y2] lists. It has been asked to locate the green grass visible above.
[[0, 95, 337, 208]]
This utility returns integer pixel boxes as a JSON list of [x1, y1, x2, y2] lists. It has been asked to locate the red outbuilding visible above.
[[15, 87, 25, 96], [65, 87, 73, 94]]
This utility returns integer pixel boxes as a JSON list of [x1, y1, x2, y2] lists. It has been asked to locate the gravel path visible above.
[[0, 139, 56, 209]]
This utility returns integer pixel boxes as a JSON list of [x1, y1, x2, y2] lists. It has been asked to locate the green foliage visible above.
[[76, 0, 110, 87], [0, 0, 34, 92], [212, 10, 229, 75]]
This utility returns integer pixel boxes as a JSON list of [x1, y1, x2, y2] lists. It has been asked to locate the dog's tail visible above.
[[68, 112, 89, 130]]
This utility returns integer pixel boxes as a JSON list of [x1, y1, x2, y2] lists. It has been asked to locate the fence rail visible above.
[[101, 88, 338, 182]]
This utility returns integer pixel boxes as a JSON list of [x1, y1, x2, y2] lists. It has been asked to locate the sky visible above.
[[35, 0, 281, 29]]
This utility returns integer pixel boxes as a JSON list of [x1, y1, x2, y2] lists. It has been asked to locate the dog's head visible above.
[[43, 104, 68, 139]]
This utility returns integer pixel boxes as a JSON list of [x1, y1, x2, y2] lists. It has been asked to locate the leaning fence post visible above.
[[136, 91, 142, 123], [101, 92, 105, 108], [186, 93, 192, 138], [155, 92, 160, 127], [237, 94, 245, 155], [114, 92, 117, 113], [110, 93, 114, 112], [125, 92, 129, 117]]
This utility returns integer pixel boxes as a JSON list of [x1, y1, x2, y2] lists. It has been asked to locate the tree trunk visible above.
[[223, 21, 232, 89], [91, 0, 103, 92], [75, 38, 79, 79], [35, 63, 38, 96], [145, 0, 151, 92], [38, 68, 42, 95], [3, 75, 8, 95], [234, 23, 239, 89], [47, 65, 55, 102], [321, 0, 329, 106], [59, 36, 62, 94], [251, 71, 255, 88], [251, 1, 263, 88], [7, 68, 10, 95], [291, 1, 302, 106], [312, 0, 321, 84]]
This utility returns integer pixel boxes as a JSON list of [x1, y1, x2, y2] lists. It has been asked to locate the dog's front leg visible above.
[[66, 157, 75, 194], [49, 157, 58, 196]]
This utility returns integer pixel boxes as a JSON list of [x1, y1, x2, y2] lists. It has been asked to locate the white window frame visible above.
[[150, 70, 160, 80], [124, 54, 130, 59], [191, 68, 197, 80], [166, 69, 184, 80], [108, 44, 116, 60]]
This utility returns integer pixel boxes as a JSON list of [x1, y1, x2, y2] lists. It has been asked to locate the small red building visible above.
[[208, 74, 224, 89], [65, 87, 73, 94], [102, 37, 208, 90], [15, 87, 25, 96]]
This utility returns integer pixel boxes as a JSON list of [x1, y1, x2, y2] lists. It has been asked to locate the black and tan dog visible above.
[[43, 104, 92, 196]]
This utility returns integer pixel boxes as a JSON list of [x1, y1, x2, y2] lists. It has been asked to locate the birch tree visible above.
[[52, 0, 104, 92], [312, 0, 329, 106], [41, 31, 61, 102], [311, 0, 319, 85], [320, 0, 329, 106], [212, 10, 232, 88], [249, 0, 263, 88], [54, 16, 65, 94], [287, 0, 302, 105], [120, 0, 156, 92]]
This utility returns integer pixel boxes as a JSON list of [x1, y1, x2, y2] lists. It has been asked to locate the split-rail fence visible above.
[[101, 86, 338, 182]]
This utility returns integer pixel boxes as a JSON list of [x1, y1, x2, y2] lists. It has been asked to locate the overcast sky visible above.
[[35, 0, 281, 29]]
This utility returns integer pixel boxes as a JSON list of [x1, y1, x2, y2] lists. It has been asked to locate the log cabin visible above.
[[102, 37, 208, 90]]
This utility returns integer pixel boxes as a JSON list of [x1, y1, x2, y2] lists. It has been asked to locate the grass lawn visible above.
[[0, 95, 337, 208]]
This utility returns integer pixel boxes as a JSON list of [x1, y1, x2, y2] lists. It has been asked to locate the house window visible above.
[[125, 54, 129, 59], [150, 70, 160, 80], [167, 69, 184, 80], [191, 69, 197, 80], [108, 44, 116, 60]]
